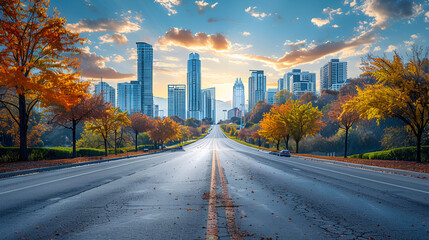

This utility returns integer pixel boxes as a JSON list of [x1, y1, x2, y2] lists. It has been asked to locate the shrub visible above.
[[350, 146, 429, 162]]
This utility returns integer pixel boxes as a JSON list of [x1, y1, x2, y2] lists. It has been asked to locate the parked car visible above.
[[269, 151, 280, 156], [279, 150, 291, 157], [143, 148, 149, 152]]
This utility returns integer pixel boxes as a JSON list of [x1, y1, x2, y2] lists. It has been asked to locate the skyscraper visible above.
[[168, 84, 186, 120], [265, 88, 277, 105], [320, 59, 348, 91], [117, 81, 142, 113], [137, 42, 154, 116], [94, 80, 115, 107], [187, 53, 201, 120], [277, 78, 284, 92], [201, 87, 216, 122], [232, 78, 245, 110], [285, 69, 316, 97], [248, 70, 266, 110]]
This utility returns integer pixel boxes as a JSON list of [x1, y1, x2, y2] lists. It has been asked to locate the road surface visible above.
[[0, 125, 428, 239]]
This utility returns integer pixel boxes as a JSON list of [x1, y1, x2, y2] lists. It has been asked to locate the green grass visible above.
[[220, 125, 275, 152], [349, 146, 429, 162]]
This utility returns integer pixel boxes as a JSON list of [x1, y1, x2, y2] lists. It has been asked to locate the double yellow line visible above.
[[206, 146, 241, 240]]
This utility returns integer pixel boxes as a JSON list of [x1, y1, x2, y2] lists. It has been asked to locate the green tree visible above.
[[274, 90, 295, 105]]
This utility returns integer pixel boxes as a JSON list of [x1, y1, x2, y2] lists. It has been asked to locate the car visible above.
[[143, 148, 149, 152], [279, 150, 291, 157], [269, 151, 280, 156]]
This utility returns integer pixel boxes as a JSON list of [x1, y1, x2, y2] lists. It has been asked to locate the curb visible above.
[[293, 155, 429, 179]]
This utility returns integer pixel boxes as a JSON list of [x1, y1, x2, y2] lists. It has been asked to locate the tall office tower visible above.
[[117, 81, 143, 113], [137, 42, 154, 116], [265, 88, 278, 105], [285, 69, 316, 97], [154, 105, 159, 118], [248, 70, 266, 110], [94, 80, 115, 107], [168, 84, 186, 120], [232, 78, 245, 110], [201, 87, 216, 122], [320, 59, 348, 91], [187, 53, 201, 120], [277, 78, 285, 92]]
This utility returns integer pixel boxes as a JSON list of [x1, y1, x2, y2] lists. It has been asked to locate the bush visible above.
[[349, 146, 429, 162]]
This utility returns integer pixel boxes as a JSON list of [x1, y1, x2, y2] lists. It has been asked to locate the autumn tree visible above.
[[49, 94, 107, 157], [274, 89, 295, 105], [0, 0, 88, 160], [259, 112, 287, 150], [300, 92, 317, 105], [329, 95, 360, 158], [346, 48, 429, 162], [279, 100, 324, 153], [246, 100, 272, 124], [86, 107, 131, 156], [148, 117, 179, 149], [129, 113, 155, 151], [177, 125, 191, 143]]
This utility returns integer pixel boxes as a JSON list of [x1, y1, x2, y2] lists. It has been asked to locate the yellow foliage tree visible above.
[[345, 48, 429, 162], [148, 117, 179, 149], [0, 0, 88, 160], [176, 125, 191, 143], [259, 112, 287, 150], [86, 107, 131, 156]]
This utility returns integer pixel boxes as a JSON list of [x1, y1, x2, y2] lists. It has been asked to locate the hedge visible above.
[[0, 144, 157, 163], [349, 146, 429, 162]]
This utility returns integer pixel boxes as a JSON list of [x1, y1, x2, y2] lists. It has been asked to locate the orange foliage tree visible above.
[[329, 95, 360, 158], [148, 117, 179, 149], [49, 94, 108, 157], [129, 113, 155, 151], [0, 0, 88, 160], [259, 112, 287, 150]]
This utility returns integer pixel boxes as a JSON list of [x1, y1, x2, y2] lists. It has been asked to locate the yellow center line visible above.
[[206, 147, 218, 240]]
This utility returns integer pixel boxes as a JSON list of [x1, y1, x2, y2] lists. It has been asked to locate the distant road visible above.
[[1, 125, 428, 239]]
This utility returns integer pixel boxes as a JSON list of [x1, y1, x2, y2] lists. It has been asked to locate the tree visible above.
[[148, 117, 179, 149], [346, 48, 429, 162], [329, 95, 360, 158], [316, 89, 339, 109], [274, 90, 295, 105], [246, 100, 272, 124], [177, 125, 191, 143], [271, 103, 293, 150], [130, 113, 155, 151], [300, 92, 317, 105], [86, 107, 131, 156], [279, 100, 324, 153], [170, 115, 184, 125], [184, 118, 201, 128], [259, 112, 287, 150], [0, 0, 88, 160], [49, 94, 107, 157]]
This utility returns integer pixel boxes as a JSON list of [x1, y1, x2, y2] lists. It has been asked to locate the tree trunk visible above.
[[344, 127, 349, 158], [296, 140, 300, 153], [72, 119, 77, 158], [114, 130, 117, 155], [135, 132, 138, 152], [19, 94, 28, 161], [416, 131, 422, 163], [286, 135, 289, 150], [104, 138, 108, 156], [276, 140, 280, 150]]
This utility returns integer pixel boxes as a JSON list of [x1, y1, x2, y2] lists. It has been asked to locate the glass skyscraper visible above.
[[187, 53, 201, 120], [168, 84, 186, 120], [201, 87, 216, 122], [248, 70, 266, 110], [94, 80, 115, 107], [320, 59, 348, 91], [137, 42, 154, 117], [233, 78, 245, 110]]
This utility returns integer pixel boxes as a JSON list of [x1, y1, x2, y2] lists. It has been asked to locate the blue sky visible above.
[[51, 0, 428, 101]]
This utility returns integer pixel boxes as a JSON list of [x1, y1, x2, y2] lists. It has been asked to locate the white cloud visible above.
[[323, 7, 343, 19], [201, 57, 220, 63], [195, 0, 218, 15], [245, 6, 268, 20], [426, 12, 429, 22], [155, 0, 181, 16], [385, 45, 397, 52], [112, 55, 125, 63], [67, 18, 140, 33], [332, 24, 339, 28], [373, 46, 381, 51], [241, 31, 251, 36], [411, 34, 418, 39], [99, 33, 128, 45], [311, 18, 330, 27]]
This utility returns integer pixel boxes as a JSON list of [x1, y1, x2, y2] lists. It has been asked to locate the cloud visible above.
[[195, 0, 218, 15], [79, 47, 135, 79], [332, 24, 339, 28], [385, 45, 397, 52], [99, 33, 128, 45], [155, 0, 181, 15], [323, 7, 343, 19], [165, 56, 180, 62], [201, 57, 220, 63], [241, 31, 251, 36], [373, 46, 381, 51], [112, 55, 125, 63], [311, 18, 330, 27], [344, 0, 357, 7], [362, 0, 423, 29], [126, 48, 137, 60], [410, 34, 418, 39], [245, 6, 268, 20], [240, 27, 378, 69], [426, 12, 429, 22], [66, 18, 140, 33], [284, 39, 307, 50], [157, 28, 231, 52], [207, 18, 242, 24]]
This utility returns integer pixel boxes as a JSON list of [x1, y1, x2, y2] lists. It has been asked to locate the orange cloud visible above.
[[99, 33, 128, 45], [157, 28, 231, 51], [67, 18, 140, 33]]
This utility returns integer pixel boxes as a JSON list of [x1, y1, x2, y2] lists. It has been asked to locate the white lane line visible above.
[[220, 130, 429, 195]]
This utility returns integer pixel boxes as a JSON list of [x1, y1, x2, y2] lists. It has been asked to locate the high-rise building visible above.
[[168, 84, 186, 120], [201, 87, 216, 122], [233, 78, 245, 110], [117, 81, 142, 113], [320, 59, 347, 91], [137, 42, 154, 116], [277, 78, 285, 92], [248, 70, 266, 110], [154, 105, 159, 118], [285, 69, 316, 97], [94, 80, 115, 107], [265, 88, 277, 105], [187, 53, 201, 119]]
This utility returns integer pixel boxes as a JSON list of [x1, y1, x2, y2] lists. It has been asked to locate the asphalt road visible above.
[[0, 125, 428, 239]]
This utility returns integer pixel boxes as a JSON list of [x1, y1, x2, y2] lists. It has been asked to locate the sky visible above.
[[51, 0, 428, 102]]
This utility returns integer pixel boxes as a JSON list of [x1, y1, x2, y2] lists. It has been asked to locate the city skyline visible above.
[[49, 0, 428, 102]]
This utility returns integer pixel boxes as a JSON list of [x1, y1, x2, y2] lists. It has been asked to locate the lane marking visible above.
[[215, 145, 241, 240], [222, 134, 429, 195], [206, 147, 219, 240]]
